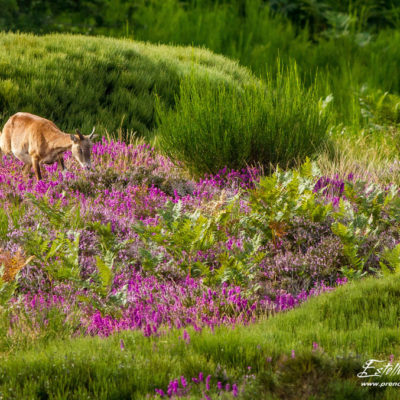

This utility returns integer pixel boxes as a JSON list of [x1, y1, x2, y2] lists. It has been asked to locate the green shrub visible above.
[[156, 63, 330, 176]]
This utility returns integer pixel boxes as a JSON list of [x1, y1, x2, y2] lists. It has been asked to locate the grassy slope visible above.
[[0, 33, 254, 136], [1, 275, 399, 399]]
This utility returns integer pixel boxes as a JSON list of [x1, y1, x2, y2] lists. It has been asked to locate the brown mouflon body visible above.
[[0, 112, 96, 180]]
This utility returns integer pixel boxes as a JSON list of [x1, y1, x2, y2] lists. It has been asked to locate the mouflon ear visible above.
[[75, 129, 85, 140], [70, 133, 80, 143]]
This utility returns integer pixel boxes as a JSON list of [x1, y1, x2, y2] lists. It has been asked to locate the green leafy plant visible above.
[[88, 221, 131, 297], [134, 200, 264, 286], [331, 182, 400, 278], [23, 227, 81, 283], [244, 159, 332, 245], [379, 244, 400, 276], [22, 196, 125, 298], [0, 270, 17, 307], [26, 193, 84, 231], [0, 208, 8, 242], [135, 201, 229, 277], [215, 233, 265, 289]]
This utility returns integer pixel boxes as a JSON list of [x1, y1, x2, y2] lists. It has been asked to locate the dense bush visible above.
[[156, 64, 330, 175], [0, 33, 253, 137]]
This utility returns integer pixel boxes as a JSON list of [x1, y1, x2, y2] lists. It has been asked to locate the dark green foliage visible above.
[[270, 0, 400, 32], [0, 33, 253, 138], [156, 66, 330, 175], [2, 1, 397, 35], [0, 0, 108, 33]]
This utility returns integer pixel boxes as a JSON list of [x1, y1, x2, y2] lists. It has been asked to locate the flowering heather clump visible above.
[[313, 174, 354, 207], [2, 138, 397, 340], [199, 166, 260, 191], [154, 371, 245, 398]]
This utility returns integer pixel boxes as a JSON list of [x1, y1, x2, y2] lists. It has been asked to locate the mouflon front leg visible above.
[[22, 163, 32, 176], [57, 155, 65, 171]]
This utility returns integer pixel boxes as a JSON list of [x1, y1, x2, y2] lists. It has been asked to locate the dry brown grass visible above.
[[317, 129, 400, 185], [0, 249, 34, 282]]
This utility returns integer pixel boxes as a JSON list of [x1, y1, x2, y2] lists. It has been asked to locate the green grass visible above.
[[0, 32, 254, 138], [1, 275, 399, 399]]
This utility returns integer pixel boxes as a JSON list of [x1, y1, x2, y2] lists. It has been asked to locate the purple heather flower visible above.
[[180, 376, 187, 388], [205, 375, 211, 390], [167, 379, 179, 396], [183, 329, 190, 344], [232, 383, 238, 397]]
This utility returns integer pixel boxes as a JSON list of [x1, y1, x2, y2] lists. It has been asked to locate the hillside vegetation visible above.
[[1, 273, 399, 399], [0, 33, 253, 136], [1, 2, 400, 398], [1, 137, 400, 397]]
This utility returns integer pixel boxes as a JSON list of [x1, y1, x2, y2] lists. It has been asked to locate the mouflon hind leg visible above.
[[32, 156, 42, 181]]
